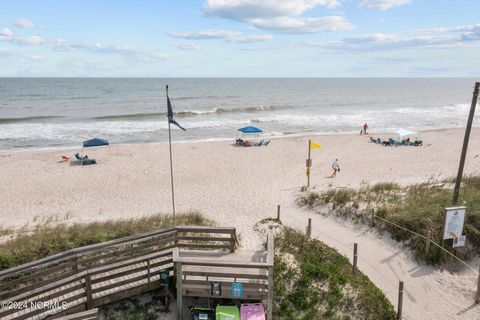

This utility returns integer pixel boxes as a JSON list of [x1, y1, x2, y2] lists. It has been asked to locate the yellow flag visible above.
[[310, 141, 321, 149]]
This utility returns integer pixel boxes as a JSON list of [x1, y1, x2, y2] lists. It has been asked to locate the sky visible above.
[[0, 0, 479, 77]]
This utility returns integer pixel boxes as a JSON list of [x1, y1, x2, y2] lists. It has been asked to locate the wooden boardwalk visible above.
[[0, 226, 274, 320]]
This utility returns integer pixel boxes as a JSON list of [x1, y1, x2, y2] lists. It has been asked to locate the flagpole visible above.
[[166, 85, 176, 227]]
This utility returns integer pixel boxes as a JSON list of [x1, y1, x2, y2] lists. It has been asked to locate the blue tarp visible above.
[[238, 126, 263, 133], [83, 138, 109, 148]]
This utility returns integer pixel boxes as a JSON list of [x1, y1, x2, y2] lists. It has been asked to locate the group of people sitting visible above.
[[235, 138, 271, 147], [370, 137, 423, 146]]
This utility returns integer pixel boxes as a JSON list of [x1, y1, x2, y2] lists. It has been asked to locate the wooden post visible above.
[[276, 205, 281, 221], [147, 259, 151, 289], [231, 228, 236, 253], [306, 139, 312, 188], [84, 273, 93, 309], [73, 254, 79, 273], [352, 243, 358, 274], [475, 266, 480, 303], [267, 229, 274, 320], [425, 231, 431, 259], [371, 209, 375, 228], [176, 262, 183, 320], [453, 82, 479, 204], [397, 281, 404, 319], [306, 218, 312, 238]]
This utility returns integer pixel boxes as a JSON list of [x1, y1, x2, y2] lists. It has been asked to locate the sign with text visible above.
[[211, 281, 222, 296], [443, 207, 466, 240], [231, 282, 244, 299], [159, 269, 170, 287], [453, 235, 466, 248]]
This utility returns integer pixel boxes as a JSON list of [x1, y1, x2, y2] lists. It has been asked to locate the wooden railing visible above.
[[0, 226, 237, 320], [175, 229, 274, 320]]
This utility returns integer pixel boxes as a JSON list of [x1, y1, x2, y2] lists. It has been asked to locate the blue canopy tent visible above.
[[83, 138, 109, 148], [238, 126, 263, 134], [236, 126, 269, 146]]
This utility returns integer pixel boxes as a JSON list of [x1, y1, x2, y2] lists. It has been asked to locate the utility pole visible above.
[[452, 82, 479, 204]]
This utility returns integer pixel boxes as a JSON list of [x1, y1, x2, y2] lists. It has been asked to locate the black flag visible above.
[[166, 85, 186, 131]]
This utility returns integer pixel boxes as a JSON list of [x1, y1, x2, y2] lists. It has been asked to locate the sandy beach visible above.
[[1, 127, 480, 319]]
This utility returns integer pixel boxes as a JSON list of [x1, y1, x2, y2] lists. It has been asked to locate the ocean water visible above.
[[0, 78, 477, 150]]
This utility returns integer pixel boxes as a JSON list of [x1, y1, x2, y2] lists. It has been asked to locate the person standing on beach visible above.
[[363, 122, 368, 135], [331, 159, 340, 177]]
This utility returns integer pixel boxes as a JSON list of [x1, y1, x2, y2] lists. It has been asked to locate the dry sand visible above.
[[1, 128, 480, 319]]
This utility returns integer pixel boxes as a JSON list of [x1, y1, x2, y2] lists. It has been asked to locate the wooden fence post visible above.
[[475, 266, 480, 303], [397, 281, 404, 319], [306, 218, 312, 238], [73, 254, 79, 273], [84, 273, 93, 309], [277, 205, 281, 221], [231, 228, 236, 252], [371, 209, 375, 227], [176, 262, 183, 320], [425, 231, 431, 259], [352, 243, 358, 274], [147, 259, 151, 289]]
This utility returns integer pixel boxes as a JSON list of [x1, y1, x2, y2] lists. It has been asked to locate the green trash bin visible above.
[[216, 305, 240, 320]]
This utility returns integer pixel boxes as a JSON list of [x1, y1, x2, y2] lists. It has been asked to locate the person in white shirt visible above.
[[331, 159, 340, 177]]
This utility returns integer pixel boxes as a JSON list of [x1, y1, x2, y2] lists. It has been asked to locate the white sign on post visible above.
[[442, 206, 466, 240]]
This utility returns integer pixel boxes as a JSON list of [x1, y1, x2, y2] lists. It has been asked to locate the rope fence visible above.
[[373, 214, 478, 273]]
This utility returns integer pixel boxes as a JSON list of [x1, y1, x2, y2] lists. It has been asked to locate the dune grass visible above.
[[0, 211, 212, 270], [273, 226, 396, 319], [297, 177, 480, 264]]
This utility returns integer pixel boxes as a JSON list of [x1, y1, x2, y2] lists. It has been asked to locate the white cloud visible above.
[[250, 16, 353, 33], [1, 33, 167, 62], [167, 29, 273, 43], [204, 0, 340, 20], [0, 47, 45, 61], [328, 24, 480, 50], [176, 42, 200, 50], [14, 18, 38, 29], [0, 28, 13, 37], [58, 40, 168, 61], [203, 0, 351, 33], [359, 0, 411, 10], [10, 35, 44, 45]]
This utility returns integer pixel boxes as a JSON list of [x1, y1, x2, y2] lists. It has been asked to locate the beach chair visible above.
[[74, 153, 96, 165], [240, 303, 265, 320], [253, 140, 264, 146]]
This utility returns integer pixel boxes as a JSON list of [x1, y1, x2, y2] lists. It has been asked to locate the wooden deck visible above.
[[0, 226, 274, 320]]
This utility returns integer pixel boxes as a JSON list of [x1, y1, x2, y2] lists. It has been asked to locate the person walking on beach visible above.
[[331, 159, 340, 177], [363, 122, 368, 135]]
